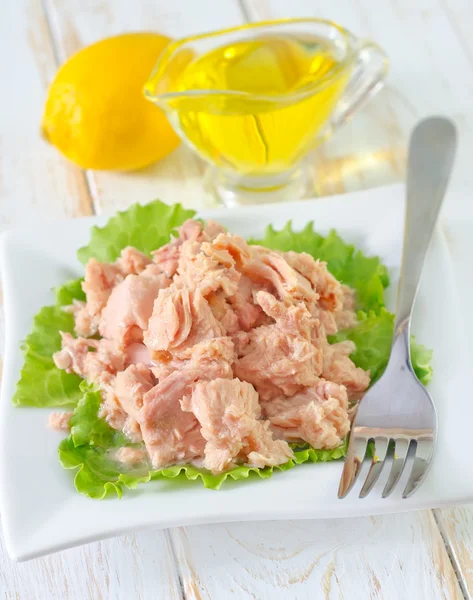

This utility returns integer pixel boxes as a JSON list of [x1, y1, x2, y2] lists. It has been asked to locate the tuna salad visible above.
[[51, 218, 370, 475]]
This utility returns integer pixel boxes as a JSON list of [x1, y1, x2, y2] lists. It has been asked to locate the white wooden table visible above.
[[1, 1, 473, 598]]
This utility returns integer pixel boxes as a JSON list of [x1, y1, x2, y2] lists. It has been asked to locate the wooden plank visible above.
[[170, 512, 464, 600], [0, 529, 183, 600], [41, 1, 470, 599], [245, 1, 473, 596], [2, 2, 469, 600], [433, 210, 473, 600], [43, 0, 246, 213], [0, 2, 245, 599], [435, 507, 473, 599], [240, 1, 472, 598], [0, 5, 94, 588], [163, 1, 467, 598], [0, 2, 183, 597], [0, 0, 93, 225]]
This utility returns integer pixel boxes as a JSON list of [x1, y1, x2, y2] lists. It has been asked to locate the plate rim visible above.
[[1, 183, 469, 561]]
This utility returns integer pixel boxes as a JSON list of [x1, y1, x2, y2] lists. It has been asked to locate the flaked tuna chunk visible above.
[[65, 301, 93, 340], [231, 331, 251, 355], [190, 336, 235, 381], [114, 364, 155, 420], [75, 259, 124, 336], [314, 378, 350, 406], [180, 219, 206, 240], [152, 336, 235, 382], [334, 285, 357, 330], [99, 270, 171, 344], [284, 252, 343, 312], [207, 292, 240, 335], [111, 364, 155, 441], [53, 333, 124, 384], [176, 238, 241, 297], [152, 242, 181, 278], [228, 274, 264, 331], [182, 378, 293, 473], [105, 337, 234, 456], [152, 219, 227, 277], [317, 310, 338, 336], [312, 285, 357, 336], [220, 308, 240, 335], [74, 248, 158, 337], [48, 411, 73, 432], [146, 288, 193, 352], [125, 342, 154, 367], [255, 290, 320, 341], [82, 259, 123, 313], [148, 336, 234, 401], [243, 249, 317, 308], [140, 372, 206, 469], [234, 324, 322, 400], [211, 233, 252, 268], [262, 382, 350, 449], [178, 218, 228, 245], [114, 446, 148, 467], [115, 247, 152, 275], [141, 337, 235, 467], [98, 372, 128, 432], [115, 364, 156, 420], [144, 288, 225, 359], [177, 219, 226, 245], [152, 219, 204, 277], [150, 351, 186, 381], [322, 341, 370, 400], [51, 218, 371, 475], [200, 220, 228, 242]]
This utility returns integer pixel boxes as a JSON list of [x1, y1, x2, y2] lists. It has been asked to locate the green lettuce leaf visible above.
[[59, 441, 347, 499], [12, 305, 81, 408], [329, 308, 433, 385], [77, 201, 195, 264], [12, 201, 433, 498], [58, 438, 126, 499], [70, 382, 128, 447], [250, 222, 389, 313], [13, 198, 196, 408], [59, 385, 347, 498], [410, 338, 434, 385], [54, 278, 85, 305], [12, 279, 85, 407], [60, 398, 349, 500]]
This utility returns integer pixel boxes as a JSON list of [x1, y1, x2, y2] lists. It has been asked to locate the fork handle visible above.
[[394, 117, 457, 343]]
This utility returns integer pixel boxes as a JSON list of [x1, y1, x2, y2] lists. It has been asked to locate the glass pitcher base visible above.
[[204, 167, 309, 207]]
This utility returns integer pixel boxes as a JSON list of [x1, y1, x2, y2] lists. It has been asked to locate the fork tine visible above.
[[359, 437, 390, 498], [338, 435, 368, 499], [402, 438, 434, 498], [382, 438, 411, 498]]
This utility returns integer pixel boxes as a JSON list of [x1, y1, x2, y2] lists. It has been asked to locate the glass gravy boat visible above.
[[144, 18, 388, 205]]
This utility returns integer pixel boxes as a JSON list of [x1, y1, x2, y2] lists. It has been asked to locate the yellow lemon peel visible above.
[[42, 32, 180, 171]]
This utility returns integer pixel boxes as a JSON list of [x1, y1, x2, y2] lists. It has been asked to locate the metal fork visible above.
[[338, 116, 457, 499]]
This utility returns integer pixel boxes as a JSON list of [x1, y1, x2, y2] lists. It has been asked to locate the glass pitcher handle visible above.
[[329, 40, 389, 131]]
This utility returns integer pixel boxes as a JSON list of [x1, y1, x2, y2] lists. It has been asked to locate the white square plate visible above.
[[1, 184, 471, 561]]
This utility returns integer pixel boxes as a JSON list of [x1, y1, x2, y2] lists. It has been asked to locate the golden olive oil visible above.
[[165, 35, 350, 177]]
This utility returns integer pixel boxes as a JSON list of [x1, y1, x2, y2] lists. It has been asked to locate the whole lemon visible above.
[[42, 32, 180, 171]]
